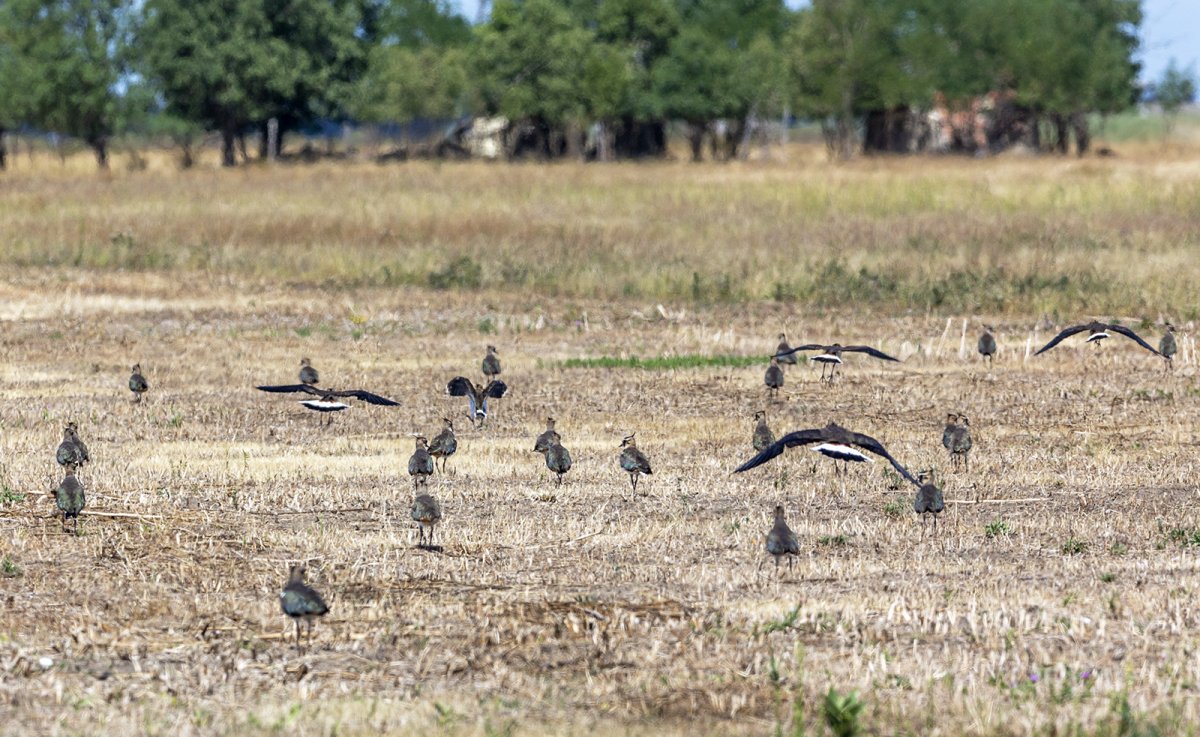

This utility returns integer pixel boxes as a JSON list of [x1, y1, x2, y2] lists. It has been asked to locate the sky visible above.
[[453, 0, 1199, 84]]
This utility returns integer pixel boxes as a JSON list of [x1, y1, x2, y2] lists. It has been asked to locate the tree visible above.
[[653, 25, 737, 161], [1149, 59, 1196, 141], [137, 0, 365, 166], [0, 0, 130, 168]]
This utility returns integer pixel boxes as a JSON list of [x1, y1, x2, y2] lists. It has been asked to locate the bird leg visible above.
[[294, 620, 301, 648]]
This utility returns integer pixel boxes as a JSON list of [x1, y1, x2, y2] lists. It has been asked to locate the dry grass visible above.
[[2, 142, 1200, 316], [3, 149, 1200, 735]]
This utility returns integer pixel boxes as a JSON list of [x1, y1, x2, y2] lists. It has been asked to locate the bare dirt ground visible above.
[[3, 270, 1200, 736]]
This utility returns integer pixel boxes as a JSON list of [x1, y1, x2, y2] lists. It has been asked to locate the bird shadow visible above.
[[414, 544, 445, 554]]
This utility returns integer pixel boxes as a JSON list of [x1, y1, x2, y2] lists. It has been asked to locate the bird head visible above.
[[287, 564, 307, 582], [918, 468, 936, 484], [300, 358, 311, 367], [777, 333, 787, 341], [959, 415, 970, 426], [486, 345, 498, 354], [547, 416, 556, 428], [131, 363, 141, 373], [1166, 323, 1176, 333], [413, 434, 428, 448], [754, 410, 766, 421], [621, 434, 636, 448], [769, 356, 779, 366], [442, 417, 454, 429], [773, 504, 785, 518], [945, 412, 958, 424]]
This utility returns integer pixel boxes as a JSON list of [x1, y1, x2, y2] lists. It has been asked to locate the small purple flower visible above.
[[1080, 670, 1093, 680], [1028, 673, 1040, 683]]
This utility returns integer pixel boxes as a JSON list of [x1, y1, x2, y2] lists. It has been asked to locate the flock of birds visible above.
[[45, 319, 1181, 645]]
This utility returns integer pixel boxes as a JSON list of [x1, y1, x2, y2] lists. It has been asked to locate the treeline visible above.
[[0, 0, 1141, 168]]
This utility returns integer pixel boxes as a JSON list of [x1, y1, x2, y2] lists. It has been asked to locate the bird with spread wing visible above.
[[774, 342, 900, 381], [1034, 320, 1160, 357]]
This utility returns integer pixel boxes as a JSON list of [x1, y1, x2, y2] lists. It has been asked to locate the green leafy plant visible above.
[[822, 688, 864, 737]]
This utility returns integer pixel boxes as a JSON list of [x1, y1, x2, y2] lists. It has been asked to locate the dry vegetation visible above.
[[2, 145, 1200, 736]]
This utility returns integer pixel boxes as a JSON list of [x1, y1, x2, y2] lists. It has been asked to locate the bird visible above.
[[411, 493, 442, 547], [298, 358, 319, 386], [1034, 321, 1161, 357], [427, 418, 457, 473], [734, 422, 919, 485], [913, 469, 945, 538], [1160, 323, 1178, 370], [53, 471, 85, 534], [128, 364, 149, 402], [446, 376, 507, 426], [279, 564, 329, 648], [256, 368, 400, 413], [942, 414, 973, 471], [408, 435, 434, 489], [978, 326, 997, 363], [541, 439, 573, 485], [766, 505, 801, 571], [775, 333, 798, 366], [481, 345, 502, 382], [533, 417, 560, 453], [774, 342, 900, 382], [752, 410, 775, 452], [55, 423, 90, 472], [764, 357, 784, 398], [619, 434, 653, 493]]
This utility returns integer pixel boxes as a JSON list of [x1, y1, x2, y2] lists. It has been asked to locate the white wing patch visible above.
[[812, 443, 872, 463]]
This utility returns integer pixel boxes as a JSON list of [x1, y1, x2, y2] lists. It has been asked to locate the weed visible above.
[[985, 520, 1013, 538], [823, 688, 864, 737], [1062, 537, 1088, 555], [429, 256, 483, 290], [0, 487, 24, 505], [882, 499, 906, 518], [818, 535, 849, 547], [1, 557, 22, 578]]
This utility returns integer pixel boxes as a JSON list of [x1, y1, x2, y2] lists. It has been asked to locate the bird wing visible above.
[[1107, 324, 1161, 356], [842, 345, 901, 362], [467, 393, 478, 418], [733, 428, 828, 473], [257, 384, 319, 395], [446, 376, 474, 396], [328, 389, 400, 406], [842, 430, 920, 485], [483, 380, 508, 398], [1033, 324, 1090, 355]]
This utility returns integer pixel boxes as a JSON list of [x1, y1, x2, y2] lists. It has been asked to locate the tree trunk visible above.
[[1030, 114, 1041, 151], [687, 122, 705, 162], [1052, 114, 1069, 155], [1071, 112, 1089, 157], [221, 122, 238, 167], [91, 137, 109, 170], [565, 119, 582, 161], [0, 127, 7, 170], [179, 137, 194, 169]]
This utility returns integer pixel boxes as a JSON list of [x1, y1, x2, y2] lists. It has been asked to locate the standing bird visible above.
[[55, 423, 90, 472], [1160, 323, 1178, 371], [766, 505, 801, 571], [734, 422, 919, 485], [764, 357, 784, 398], [619, 434, 653, 493], [942, 414, 973, 471], [299, 358, 319, 386], [1034, 321, 1161, 357], [446, 376, 508, 426], [534, 417, 560, 453], [775, 333, 798, 366], [54, 471, 85, 534], [128, 364, 149, 402], [428, 418, 457, 473], [752, 410, 775, 452], [408, 436, 434, 489], [411, 493, 442, 547], [540, 439, 573, 485], [279, 565, 329, 648], [775, 342, 900, 382], [913, 469, 945, 538], [481, 345, 501, 381], [978, 326, 997, 364]]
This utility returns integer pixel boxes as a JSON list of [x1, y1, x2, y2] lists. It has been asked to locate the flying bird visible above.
[[1034, 321, 1160, 357], [128, 364, 149, 402], [774, 343, 900, 382], [280, 565, 329, 648], [256, 363, 399, 413], [734, 422, 919, 485], [446, 376, 507, 426]]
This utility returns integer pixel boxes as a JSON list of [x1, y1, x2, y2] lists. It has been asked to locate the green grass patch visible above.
[[558, 354, 774, 370]]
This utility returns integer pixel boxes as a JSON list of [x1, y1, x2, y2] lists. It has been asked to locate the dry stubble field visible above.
[[2, 147, 1200, 736]]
